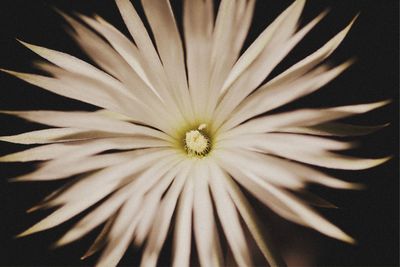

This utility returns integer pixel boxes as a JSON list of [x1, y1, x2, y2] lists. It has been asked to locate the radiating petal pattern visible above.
[[1, 1, 389, 266]]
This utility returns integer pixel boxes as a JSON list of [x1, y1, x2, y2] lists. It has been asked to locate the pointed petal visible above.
[[193, 161, 222, 267], [220, 165, 286, 267], [209, 163, 253, 267], [223, 60, 353, 130], [281, 122, 390, 136], [214, 9, 326, 128], [140, 162, 191, 266], [172, 176, 194, 267], [140, 0, 192, 117], [95, 195, 142, 267], [0, 128, 119, 145], [224, 101, 390, 137], [0, 110, 169, 140]]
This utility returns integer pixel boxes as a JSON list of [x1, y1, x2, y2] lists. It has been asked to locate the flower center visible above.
[[184, 124, 211, 157]]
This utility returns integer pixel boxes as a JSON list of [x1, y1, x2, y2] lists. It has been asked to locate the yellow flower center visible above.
[[184, 124, 211, 157]]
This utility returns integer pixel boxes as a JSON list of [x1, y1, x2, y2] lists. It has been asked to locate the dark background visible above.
[[0, 0, 398, 266]]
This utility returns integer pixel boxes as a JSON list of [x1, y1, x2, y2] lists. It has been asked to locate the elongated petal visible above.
[[55, 151, 179, 246], [80, 216, 116, 259], [214, 9, 326, 128], [18, 41, 128, 94], [183, 0, 213, 118], [114, 0, 182, 119], [17, 179, 121, 237], [223, 60, 353, 131], [140, 162, 191, 266], [266, 15, 358, 89], [218, 148, 362, 189], [220, 0, 305, 94], [0, 128, 89, 144], [281, 122, 390, 136], [260, 183, 355, 243], [95, 195, 142, 267], [224, 101, 389, 138], [209, 162, 253, 267], [0, 110, 169, 140], [172, 176, 194, 267], [78, 15, 154, 93], [141, 0, 192, 118], [193, 161, 222, 267], [220, 165, 286, 267]]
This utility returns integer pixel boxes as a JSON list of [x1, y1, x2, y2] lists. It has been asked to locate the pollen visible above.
[[184, 124, 211, 157]]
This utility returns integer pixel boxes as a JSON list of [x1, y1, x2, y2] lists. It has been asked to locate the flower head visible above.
[[0, 0, 390, 266]]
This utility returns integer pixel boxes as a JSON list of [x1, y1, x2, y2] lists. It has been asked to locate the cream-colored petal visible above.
[[17, 179, 121, 237], [222, 60, 353, 131], [216, 148, 304, 189], [134, 161, 187, 247], [193, 161, 222, 267], [281, 122, 390, 136], [141, 0, 193, 118], [0, 128, 89, 144], [79, 15, 155, 94], [224, 101, 389, 138], [1, 69, 169, 129], [1, 110, 170, 140], [80, 216, 115, 260], [213, 9, 326, 129], [209, 162, 253, 267], [226, 137, 390, 170], [218, 148, 362, 190], [221, 132, 353, 152], [95, 195, 142, 267], [220, 0, 305, 94], [15, 150, 137, 182], [183, 0, 213, 118], [261, 183, 355, 243], [18, 41, 128, 95], [140, 162, 191, 267], [172, 176, 194, 267], [55, 151, 179, 246], [265, 15, 358, 90], [220, 165, 286, 267]]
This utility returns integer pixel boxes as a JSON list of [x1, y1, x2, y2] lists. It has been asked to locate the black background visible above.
[[0, 0, 398, 266]]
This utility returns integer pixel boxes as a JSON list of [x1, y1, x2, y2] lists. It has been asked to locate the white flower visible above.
[[0, 0, 390, 266]]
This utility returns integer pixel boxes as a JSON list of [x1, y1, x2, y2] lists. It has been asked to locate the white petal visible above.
[[140, 162, 191, 266], [217, 148, 362, 190], [220, 0, 305, 94], [280, 122, 390, 136], [193, 161, 222, 267], [183, 0, 213, 118], [18, 41, 129, 95], [0, 128, 90, 144], [17, 179, 121, 237], [78, 15, 155, 94], [141, 0, 193, 118], [213, 9, 326, 128], [134, 161, 187, 247], [80, 216, 115, 260], [224, 101, 389, 138], [1, 110, 170, 140], [95, 195, 142, 267], [223, 137, 389, 170], [223, 60, 353, 131], [221, 165, 286, 266], [261, 183, 355, 243], [209, 162, 253, 267], [172, 176, 194, 267], [55, 151, 179, 246]]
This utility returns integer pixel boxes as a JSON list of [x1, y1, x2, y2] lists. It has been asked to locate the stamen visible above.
[[184, 124, 211, 157]]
